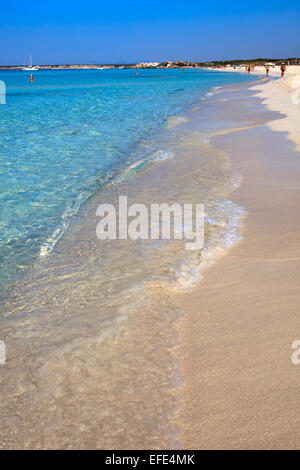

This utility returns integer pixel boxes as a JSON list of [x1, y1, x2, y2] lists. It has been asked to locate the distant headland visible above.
[[1, 58, 299, 70]]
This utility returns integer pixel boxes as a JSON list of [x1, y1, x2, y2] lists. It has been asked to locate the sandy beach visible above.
[[1, 0, 300, 453], [1, 66, 299, 450], [210, 65, 300, 151], [172, 71, 300, 449], [253, 67, 300, 152]]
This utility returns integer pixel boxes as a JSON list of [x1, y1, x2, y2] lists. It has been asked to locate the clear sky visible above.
[[1, 0, 299, 65]]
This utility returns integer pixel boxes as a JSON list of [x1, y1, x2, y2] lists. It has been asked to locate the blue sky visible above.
[[0, 0, 299, 65]]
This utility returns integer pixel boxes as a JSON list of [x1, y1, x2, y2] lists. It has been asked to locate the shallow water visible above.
[[0, 68, 257, 286], [0, 70, 260, 449]]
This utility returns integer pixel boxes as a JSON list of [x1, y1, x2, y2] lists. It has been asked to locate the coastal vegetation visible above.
[[1, 58, 300, 70]]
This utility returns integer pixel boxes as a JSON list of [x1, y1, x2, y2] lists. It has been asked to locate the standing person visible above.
[[281, 63, 286, 77], [247, 65, 251, 75], [265, 65, 270, 77]]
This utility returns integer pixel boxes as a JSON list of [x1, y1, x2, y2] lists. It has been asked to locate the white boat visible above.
[[22, 56, 38, 71]]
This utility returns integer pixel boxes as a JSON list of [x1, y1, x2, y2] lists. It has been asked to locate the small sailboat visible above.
[[22, 56, 38, 71]]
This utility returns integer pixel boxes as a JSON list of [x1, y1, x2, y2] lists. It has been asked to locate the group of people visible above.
[[246, 63, 287, 77], [246, 64, 255, 74], [264, 63, 286, 77]]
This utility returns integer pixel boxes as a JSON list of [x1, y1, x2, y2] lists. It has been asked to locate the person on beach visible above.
[[247, 65, 251, 74], [281, 63, 286, 77], [265, 65, 270, 77]]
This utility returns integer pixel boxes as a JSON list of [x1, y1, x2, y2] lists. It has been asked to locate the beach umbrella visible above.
[[264, 62, 275, 66]]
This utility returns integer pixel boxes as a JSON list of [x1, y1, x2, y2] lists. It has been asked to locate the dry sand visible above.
[[210, 65, 300, 151], [252, 68, 300, 152], [172, 80, 300, 449]]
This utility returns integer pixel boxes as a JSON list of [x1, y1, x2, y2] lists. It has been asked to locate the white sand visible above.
[[172, 75, 300, 449], [252, 67, 300, 152], [207, 65, 300, 151]]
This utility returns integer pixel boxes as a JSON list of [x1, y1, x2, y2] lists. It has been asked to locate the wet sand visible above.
[[173, 85, 300, 449]]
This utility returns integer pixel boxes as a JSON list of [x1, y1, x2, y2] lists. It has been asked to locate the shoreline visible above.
[[172, 79, 300, 448], [207, 65, 300, 151], [1, 69, 299, 449], [0, 72, 256, 449]]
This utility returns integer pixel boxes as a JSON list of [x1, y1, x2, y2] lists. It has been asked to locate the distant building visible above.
[[136, 62, 160, 68]]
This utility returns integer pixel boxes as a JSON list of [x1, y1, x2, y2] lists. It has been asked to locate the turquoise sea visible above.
[[0, 68, 257, 287], [0, 68, 259, 449]]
